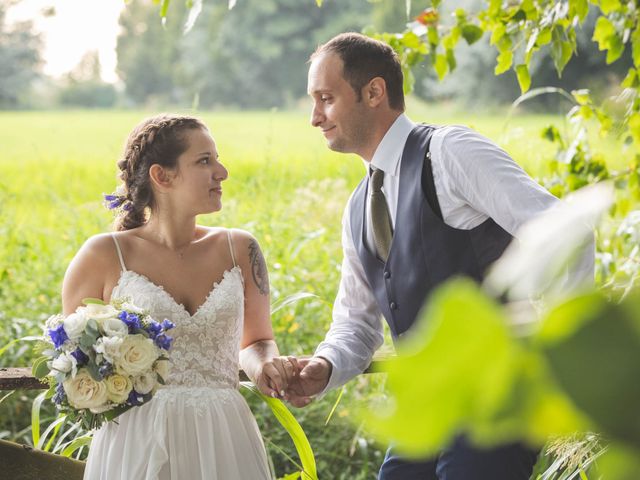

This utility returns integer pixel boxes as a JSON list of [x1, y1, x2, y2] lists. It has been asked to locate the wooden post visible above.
[[0, 439, 85, 479]]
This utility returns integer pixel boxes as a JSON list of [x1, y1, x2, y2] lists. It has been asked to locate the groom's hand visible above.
[[285, 356, 332, 408]]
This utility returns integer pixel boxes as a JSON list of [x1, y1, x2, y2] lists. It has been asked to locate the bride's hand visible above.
[[254, 356, 299, 399]]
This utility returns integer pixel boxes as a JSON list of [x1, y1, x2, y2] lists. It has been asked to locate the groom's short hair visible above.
[[311, 32, 405, 111]]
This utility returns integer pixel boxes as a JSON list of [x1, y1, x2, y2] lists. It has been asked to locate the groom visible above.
[[284, 32, 565, 479]]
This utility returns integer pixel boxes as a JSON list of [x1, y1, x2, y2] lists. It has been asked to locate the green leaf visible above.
[[32, 355, 50, 379], [159, 0, 170, 18], [541, 292, 640, 449], [102, 404, 134, 422], [606, 34, 624, 64], [242, 383, 317, 480], [632, 28, 640, 68], [427, 26, 439, 45], [569, 0, 588, 21], [494, 50, 513, 75], [542, 125, 561, 143], [461, 24, 483, 45], [537, 28, 552, 46], [621, 68, 638, 88], [82, 297, 105, 305], [515, 64, 531, 93], [592, 17, 616, 51], [433, 54, 448, 81], [628, 113, 640, 145], [446, 48, 457, 72], [599, 0, 622, 15], [365, 279, 525, 456], [571, 89, 591, 105], [551, 38, 573, 77], [490, 23, 506, 46]]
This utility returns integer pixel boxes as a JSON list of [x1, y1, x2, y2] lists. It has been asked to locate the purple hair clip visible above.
[[103, 193, 125, 210], [103, 187, 132, 212]]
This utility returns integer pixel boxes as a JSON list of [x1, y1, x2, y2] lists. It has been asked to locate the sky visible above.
[[6, 0, 125, 83]]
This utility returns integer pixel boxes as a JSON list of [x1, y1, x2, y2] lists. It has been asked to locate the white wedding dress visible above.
[[83, 233, 272, 479]]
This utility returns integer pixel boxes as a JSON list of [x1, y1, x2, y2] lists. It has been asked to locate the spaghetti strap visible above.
[[226, 229, 237, 268], [111, 234, 127, 272]]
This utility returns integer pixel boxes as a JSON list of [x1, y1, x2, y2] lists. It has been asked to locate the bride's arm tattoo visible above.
[[248, 239, 269, 296]]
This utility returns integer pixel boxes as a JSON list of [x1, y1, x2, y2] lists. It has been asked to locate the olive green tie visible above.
[[369, 168, 393, 262]]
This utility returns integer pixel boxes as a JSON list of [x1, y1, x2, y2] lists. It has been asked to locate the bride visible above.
[[62, 114, 290, 479]]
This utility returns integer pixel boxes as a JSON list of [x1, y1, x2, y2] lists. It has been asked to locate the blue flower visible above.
[[127, 389, 143, 406], [118, 311, 141, 331], [98, 362, 113, 379], [161, 319, 175, 331], [103, 193, 124, 210], [48, 324, 69, 349], [146, 321, 162, 338], [53, 382, 66, 405], [154, 333, 173, 351], [70, 348, 89, 366]]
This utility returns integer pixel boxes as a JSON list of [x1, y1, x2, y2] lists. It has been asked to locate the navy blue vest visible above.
[[349, 124, 513, 339]]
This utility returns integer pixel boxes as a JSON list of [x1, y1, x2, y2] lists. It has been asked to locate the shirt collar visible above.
[[367, 113, 416, 177]]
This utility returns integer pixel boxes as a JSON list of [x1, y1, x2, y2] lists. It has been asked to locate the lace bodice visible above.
[[110, 266, 244, 389]]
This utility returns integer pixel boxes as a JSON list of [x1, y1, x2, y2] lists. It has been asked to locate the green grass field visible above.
[[0, 103, 631, 478]]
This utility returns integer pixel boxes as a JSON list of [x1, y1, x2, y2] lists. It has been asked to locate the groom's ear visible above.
[[149, 164, 175, 190], [364, 77, 387, 108]]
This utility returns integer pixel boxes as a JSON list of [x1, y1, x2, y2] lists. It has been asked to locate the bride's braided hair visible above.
[[113, 114, 207, 231]]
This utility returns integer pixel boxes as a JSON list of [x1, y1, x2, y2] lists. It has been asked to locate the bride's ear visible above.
[[149, 164, 175, 190]]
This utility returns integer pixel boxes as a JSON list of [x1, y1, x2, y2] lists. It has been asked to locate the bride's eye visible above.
[[198, 157, 209, 164]]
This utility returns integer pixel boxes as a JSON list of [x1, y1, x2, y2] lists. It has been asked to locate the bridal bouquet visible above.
[[33, 298, 174, 428]]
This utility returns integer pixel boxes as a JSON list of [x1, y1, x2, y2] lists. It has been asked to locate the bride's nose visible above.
[[214, 162, 228, 181]]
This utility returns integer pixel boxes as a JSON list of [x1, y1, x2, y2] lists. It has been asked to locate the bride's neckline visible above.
[[112, 266, 242, 318]]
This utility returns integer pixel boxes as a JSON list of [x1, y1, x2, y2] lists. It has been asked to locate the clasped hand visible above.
[[254, 356, 331, 408]]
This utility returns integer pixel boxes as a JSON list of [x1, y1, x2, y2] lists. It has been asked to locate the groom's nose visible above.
[[310, 103, 324, 127]]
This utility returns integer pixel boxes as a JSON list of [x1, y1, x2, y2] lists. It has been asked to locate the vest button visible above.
[[384, 271, 391, 279], [390, 302, 397, 310]]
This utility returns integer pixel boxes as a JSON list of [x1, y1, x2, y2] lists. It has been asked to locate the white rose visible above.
[[120, 302, 145, 315], [115, 335, 159, 377], [63, 369, 109, 412], [100, 317, 128, 337], [80, 303, 119, 321], [133, 372, 157, 395], [94, 336, 123, 364], [104, 373, 133, 403], [50, 353, 77, 376], [63, 312, 88, 342]]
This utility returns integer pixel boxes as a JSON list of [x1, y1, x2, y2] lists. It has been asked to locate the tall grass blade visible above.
[[61, 433, 93, 457], [271, 292, 318, 315], [31, 391, 47, 447], [52, 421, 81, 454], [0, 391, 14, 405], [37, 415, 67, 451], [242, 382, 317, 480], [324, 386, 344, 426], [0, 336, 40, 358]]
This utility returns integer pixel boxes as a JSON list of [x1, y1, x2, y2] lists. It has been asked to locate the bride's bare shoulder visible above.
[[64, 233, 119, 274]]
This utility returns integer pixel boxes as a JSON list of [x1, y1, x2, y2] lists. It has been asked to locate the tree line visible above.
[[1, 0, 627, 110]]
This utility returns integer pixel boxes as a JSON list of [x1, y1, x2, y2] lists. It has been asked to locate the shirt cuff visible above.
[[313, 346, 351, 396]]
